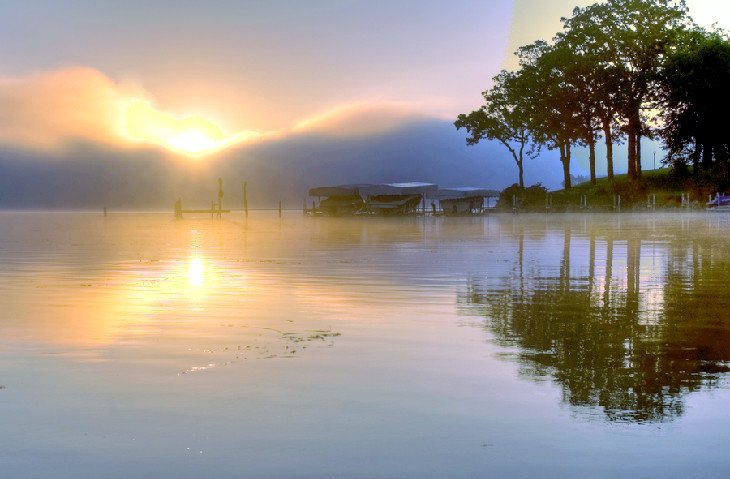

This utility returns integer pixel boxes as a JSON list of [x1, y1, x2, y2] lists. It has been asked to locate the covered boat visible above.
[[308, 185, 367, 216], [361, 182, 437, 215], [437, 187, 499, 215], [707, 193, 730, 211]]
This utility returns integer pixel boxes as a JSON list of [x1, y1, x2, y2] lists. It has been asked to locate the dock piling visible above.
[[243, 182, 248, 218]]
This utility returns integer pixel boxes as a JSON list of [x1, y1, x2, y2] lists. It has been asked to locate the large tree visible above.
[[561, 0, 689, 181], [661, 31, 730, 184], [558, 10, 626, 183], [518, 41, 583, 190], [455, 70, 538, 188], [458, 0, 693, 190]]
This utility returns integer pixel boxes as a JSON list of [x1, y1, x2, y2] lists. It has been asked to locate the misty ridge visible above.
[[0, 115, 653, 210]]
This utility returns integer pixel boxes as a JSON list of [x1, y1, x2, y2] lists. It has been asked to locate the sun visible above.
[[122, 99, 246, 157], [167, 130, 219, 155]]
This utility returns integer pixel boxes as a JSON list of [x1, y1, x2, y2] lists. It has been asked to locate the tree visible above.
[[518, 41, 583, 190], [661, 31, 730, 184], [455, 71, 539, 188], [562, 0, 690, 182], [558, 9, 626, 183]]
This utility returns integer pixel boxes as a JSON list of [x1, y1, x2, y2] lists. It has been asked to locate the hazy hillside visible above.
[[0, 119, 565, 209]]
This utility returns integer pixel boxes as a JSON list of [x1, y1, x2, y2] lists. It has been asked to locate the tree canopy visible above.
[[456, 0, 728, 191], [661, 32, 730, 186]]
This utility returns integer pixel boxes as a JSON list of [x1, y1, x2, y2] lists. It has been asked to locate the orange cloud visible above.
[[292, 101, 430, 137], [122, 99, 262, 156], [0, 67, 262, 156], [0, 67, 134, 149], [0, 67, 437, 157]]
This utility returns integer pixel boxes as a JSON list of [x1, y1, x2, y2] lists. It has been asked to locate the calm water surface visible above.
[[1, 211, 728, 478]]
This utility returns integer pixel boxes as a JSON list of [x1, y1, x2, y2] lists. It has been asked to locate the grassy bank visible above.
[[499, 168, 723, 212]]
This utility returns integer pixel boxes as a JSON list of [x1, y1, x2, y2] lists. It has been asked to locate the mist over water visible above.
[[1, 211, 728, 478]]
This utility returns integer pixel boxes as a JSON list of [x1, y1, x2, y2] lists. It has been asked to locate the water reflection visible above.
[[0, 214, 341, 370], [187, 256, 205, 286], [459, 217, 730, 423]]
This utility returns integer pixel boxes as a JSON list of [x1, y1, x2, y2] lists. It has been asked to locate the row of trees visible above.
[[456, 0, 730, 191]]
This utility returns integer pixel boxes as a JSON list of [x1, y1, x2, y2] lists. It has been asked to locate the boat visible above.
[[437, 187, 499, 216], [366, 194, 423, 215], [307, 185, 366, 216], [706, 193, 730, 211], [361, 183, 437, 216], [306, 182, 495, 216]]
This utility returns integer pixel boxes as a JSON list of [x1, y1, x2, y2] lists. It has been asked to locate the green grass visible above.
[[498, 167, 727, 211], [500, 169, 719, 211]]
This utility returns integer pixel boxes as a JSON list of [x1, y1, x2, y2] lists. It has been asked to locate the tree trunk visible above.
[[603, 117, 614, 182], [562, 141, 572, 190], [691, 141, 701, 177], [636, 130, 642, 179], [518, 140, 526, 189], [627, 117, 636, 180], [589, 136, 597, 185], [702, 141, 713, 169]]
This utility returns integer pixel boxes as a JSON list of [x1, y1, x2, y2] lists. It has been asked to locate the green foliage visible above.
[[497, 169, 724, 211], [661, 31, 730, 187], [455, 70, 539, 188], [457, 0, 713, 190], [497, 183, 549, 210]]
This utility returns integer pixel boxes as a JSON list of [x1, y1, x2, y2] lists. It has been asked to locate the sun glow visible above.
[[188, 256, 205, 286], [122, 99, 256, 157]]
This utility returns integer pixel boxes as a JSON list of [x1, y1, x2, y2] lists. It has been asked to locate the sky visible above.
[[0, 0, 729, 184], [0, 0, 512, 154]]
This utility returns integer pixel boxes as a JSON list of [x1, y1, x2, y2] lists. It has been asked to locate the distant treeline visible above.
[[456, 0, 730, 191]]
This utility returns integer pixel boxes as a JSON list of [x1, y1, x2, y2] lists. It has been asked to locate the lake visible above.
[[1, 211, 728, 478]]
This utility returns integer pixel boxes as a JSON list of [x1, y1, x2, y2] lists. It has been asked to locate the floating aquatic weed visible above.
[[176, 326, 341, 375]]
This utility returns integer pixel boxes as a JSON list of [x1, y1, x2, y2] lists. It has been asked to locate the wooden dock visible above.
[[180, 209, 231, 214]]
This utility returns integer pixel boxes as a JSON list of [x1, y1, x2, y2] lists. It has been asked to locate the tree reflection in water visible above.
[[459, 219, 730, 423]]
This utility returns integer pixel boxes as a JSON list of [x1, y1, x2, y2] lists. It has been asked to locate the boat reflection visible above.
[[459, 221, 730, 423]]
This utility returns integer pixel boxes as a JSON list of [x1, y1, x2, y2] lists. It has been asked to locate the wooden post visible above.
[[243, 182, 248, 218], [278, 200, 282, 218], [174, 198, 182, 219], [217, 177, 224, 220]]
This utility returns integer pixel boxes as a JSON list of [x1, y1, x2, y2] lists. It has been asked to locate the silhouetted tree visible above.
[[562, 0, 689, 181], [661, 31, 730, 185], [458, 0, 696, 189], [455, 70, 539, 188], [517, 41, 584, 190], [558, 10, 627, 183]]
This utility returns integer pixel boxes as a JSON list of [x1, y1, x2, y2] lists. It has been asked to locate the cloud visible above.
[[292, 101, 430, 137], [122, 99, 262, 156], [0, 67, 441, 157], [0, 67, 263, 156], [0, 67, 137, 150]]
